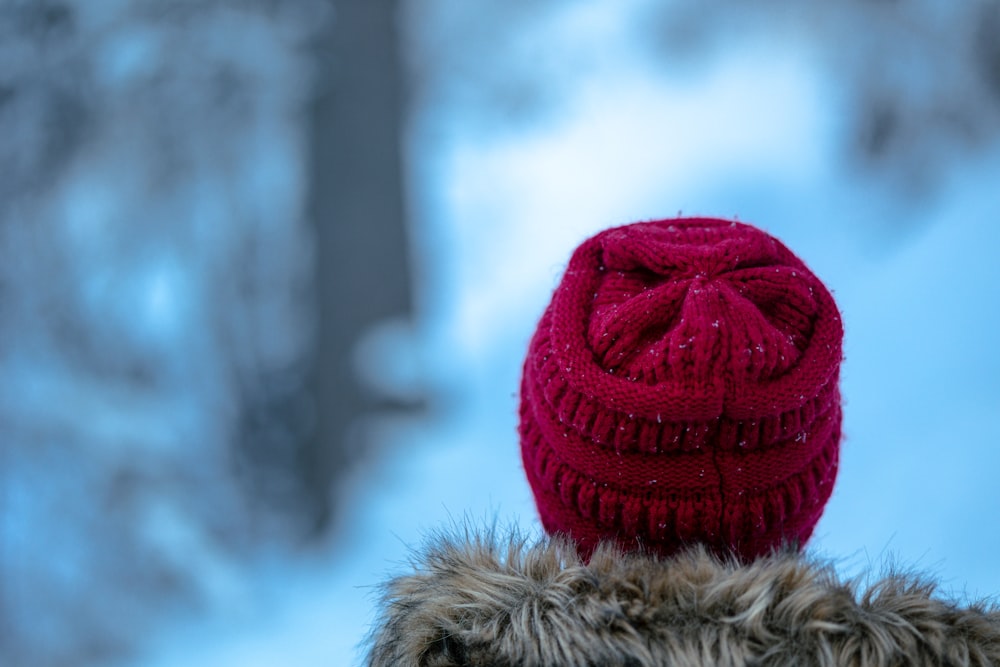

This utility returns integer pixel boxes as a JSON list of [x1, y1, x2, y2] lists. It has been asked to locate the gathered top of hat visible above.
[[519, 217, 843, 561]]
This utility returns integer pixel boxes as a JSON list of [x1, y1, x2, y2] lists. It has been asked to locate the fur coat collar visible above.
[[365, 531, 1000, 667]]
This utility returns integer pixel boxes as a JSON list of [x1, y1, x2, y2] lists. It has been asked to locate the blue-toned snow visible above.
[[139, 9, 1000, 667]]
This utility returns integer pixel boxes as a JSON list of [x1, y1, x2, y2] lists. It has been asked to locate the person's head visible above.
[[519, 218, 843, 561]]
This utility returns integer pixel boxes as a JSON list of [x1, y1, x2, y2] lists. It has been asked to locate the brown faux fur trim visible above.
[[365, 530, 1000, 667]]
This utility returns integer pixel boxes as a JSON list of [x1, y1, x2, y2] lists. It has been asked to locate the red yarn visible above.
[[519, 218, 843, 561]]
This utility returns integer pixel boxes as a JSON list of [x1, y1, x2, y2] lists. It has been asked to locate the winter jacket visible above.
[[365, 531, 1000, 667]]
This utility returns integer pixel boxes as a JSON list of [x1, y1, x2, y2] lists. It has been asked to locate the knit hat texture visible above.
[[519, 218, 843, 561]]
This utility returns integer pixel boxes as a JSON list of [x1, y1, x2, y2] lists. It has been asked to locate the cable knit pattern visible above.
[[519, 218, 844, 560]]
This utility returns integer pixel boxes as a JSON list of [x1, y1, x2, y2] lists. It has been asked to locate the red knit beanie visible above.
[[519, 218, 843, 561]]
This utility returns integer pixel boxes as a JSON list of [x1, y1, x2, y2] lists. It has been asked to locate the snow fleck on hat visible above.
[[518, 218, 843, 561]]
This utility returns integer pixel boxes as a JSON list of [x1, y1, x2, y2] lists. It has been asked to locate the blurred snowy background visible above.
[[2, 0, 999, 665]]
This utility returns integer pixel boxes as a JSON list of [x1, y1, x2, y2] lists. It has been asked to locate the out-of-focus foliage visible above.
[[0, 1, 326, 664], [637, 0, 1000, 198], [405, 0, 1000, 201], [5, 1, 1000, 665]]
